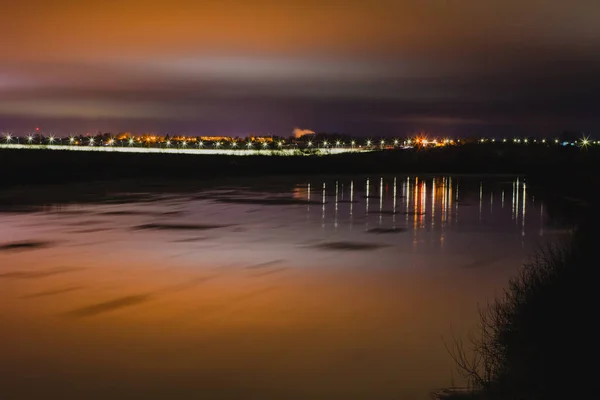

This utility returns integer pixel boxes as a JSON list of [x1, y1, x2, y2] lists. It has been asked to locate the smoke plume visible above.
[[293, 127, 315, 138]]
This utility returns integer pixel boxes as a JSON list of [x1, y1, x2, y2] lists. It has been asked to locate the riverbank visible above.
[[437, 168, 597, 400], [2, 144, 599, 187]]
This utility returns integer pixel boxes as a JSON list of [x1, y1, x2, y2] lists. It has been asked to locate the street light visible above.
[[48, 135, 55, 144], [4, 133, 12, 143], [198, 141, 204, 148], [262, 142, 269, 149], [246, 141, 253, 149], [366, 139, 372, 147], [580, 136, 590, 147], [307, 141, 313, 147], [69, 136, 75, 144], [89, 138, 95, 146], [393, 139, 399, 146], [27, 135, 34, 144]]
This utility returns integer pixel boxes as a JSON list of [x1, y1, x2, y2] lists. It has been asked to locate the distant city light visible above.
[[2, 131, 596, 156], [581, 136, 590, 147]]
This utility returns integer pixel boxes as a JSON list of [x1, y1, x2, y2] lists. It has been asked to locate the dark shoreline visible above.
[[2, 144, 599, 185]]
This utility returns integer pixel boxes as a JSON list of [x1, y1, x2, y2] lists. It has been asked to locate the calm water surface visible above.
[[0, 176, 564, 399]]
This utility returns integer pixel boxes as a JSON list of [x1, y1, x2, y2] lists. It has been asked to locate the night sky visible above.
[[1, 0, 599, 137]]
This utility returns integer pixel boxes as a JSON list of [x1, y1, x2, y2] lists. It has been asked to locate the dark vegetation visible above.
[[1, 144, 599, 187], [444, 171, 597, 399]]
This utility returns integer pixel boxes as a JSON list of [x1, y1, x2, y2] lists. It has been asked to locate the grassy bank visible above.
[[444, 177, 596, 399], [2, 144, 599, 187]]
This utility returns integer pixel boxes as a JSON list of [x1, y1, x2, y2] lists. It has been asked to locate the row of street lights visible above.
[[479, 137, 597, 146], [2, 134, 404, 149], [4, 133, 598, 149]]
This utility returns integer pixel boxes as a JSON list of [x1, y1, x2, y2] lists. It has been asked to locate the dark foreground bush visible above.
[[447, 215, 596, 399]]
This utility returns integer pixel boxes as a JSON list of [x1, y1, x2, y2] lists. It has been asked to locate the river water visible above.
[[0, 176, 565, 399]]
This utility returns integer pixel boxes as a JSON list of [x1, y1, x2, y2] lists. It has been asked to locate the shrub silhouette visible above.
[[447, 212, 595, 399]]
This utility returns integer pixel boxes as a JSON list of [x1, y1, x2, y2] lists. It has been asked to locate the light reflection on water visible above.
[[0, 176, 562, 400]]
